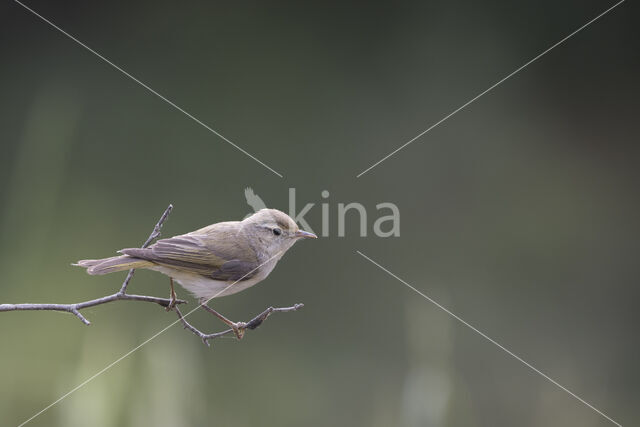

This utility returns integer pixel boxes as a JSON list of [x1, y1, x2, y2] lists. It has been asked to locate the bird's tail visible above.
[[73, 255, 153, 275]]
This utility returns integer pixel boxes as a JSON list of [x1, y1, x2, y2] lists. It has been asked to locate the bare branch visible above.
[[0, 302, 92, 325], [174, 303, 304, 346], [0, 203, 305, 347], [0, 204, 184, 325], [118, 204, 173, 294]]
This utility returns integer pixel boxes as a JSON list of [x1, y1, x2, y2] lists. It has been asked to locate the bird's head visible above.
[[242, 209, 316, 257]]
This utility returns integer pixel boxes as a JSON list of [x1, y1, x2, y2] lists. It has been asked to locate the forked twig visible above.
[[174, 303, 304, 347], [0, 205, 185, 325], [1, 204, 304, 346]]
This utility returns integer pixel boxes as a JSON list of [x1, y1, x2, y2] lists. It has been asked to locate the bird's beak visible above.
[[295, 230, 317, 239]]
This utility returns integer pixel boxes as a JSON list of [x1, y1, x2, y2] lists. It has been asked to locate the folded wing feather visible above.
[[120, 222, 259, 281]]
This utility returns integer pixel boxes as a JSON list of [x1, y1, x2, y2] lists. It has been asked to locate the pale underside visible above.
[[150, 256, 280, 300]]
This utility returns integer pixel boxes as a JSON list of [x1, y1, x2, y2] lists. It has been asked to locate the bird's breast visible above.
[[150, 262, 277, 301]]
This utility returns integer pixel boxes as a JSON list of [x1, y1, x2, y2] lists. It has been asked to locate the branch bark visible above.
[[0, 204, 185, 325], [0, 204, 305, 347], [174, 303, 304, 346]]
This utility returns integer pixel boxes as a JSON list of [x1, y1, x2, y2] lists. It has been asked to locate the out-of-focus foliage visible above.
[[0, 1, 638, 426]]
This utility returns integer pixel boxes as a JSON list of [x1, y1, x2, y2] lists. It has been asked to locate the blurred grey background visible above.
[[0, 1, 638, 426]]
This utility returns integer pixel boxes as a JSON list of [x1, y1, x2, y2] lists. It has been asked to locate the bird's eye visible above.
[[272, 228, 282, 236]]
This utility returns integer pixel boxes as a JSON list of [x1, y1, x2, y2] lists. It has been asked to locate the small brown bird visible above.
[[75, 209, 316, 337]]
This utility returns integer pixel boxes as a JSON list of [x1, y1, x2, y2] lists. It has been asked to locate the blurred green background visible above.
[[1, 1, 638, 426]]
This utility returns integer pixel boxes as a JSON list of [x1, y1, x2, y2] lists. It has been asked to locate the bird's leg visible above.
[[199, 298, 247, 339], [166, 277, 177, 311]]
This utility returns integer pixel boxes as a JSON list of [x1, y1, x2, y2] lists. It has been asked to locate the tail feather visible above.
[[74, 255, 153, 275]]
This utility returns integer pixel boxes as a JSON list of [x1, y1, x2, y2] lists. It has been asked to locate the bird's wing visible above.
[[120, 222, 259, 280], [210, 259, 261, 281]]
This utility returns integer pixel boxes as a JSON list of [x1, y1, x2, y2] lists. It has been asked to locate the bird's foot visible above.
[[165, 297, 177, 311], [231, 321, 247, 340], [198, 299, 248, 339], [166, 279, 178, 312]]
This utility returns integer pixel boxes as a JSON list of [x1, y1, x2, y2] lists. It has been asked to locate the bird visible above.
[[75, 209, 316, 338]]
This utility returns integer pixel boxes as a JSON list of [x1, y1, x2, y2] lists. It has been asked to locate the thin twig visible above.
[[174, 303, 304, 347], [0, 204, 183, 325], [119, 204, 173, 294], [1, 204, 304, 347]]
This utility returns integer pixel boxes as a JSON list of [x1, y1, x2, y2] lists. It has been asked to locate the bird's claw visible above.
[[232, 322, 247, 340], [165, 290, 178, 312], [165, 299, 176, 311]]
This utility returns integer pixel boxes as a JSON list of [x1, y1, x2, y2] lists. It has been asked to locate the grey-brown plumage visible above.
[[75, 209, 316, 300]]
